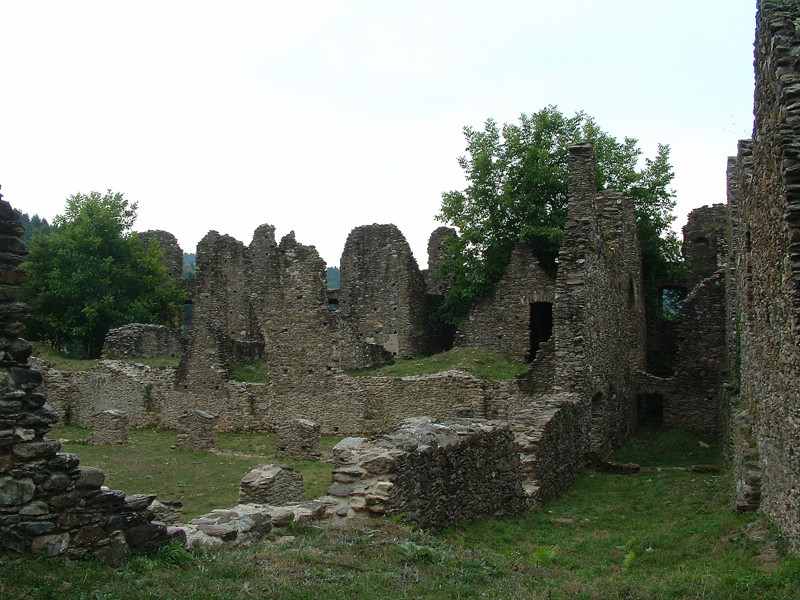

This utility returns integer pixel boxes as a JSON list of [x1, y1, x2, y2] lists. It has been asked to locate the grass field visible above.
[[51, 424, 338, 519], [5, 424, 799, 599]]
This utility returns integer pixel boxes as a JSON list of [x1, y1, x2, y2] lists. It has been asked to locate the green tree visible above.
[[21, 190, 185, 357], [436, 106, 680, 324]]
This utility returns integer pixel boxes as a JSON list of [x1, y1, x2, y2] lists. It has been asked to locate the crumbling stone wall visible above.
[[455, 243, 555, 363], [682, 204, 729, 289], [138, 230, 184, 282], [546, 144, 647, 457], [102, 323, 184, 358], [664, 273, 727, 431], [0, 199, 173, 562], [327, 418, 527, 530], [724, 0, 800, 550], [423, 226, 457, 296], [339, 224, 429, 357], [239, 464, 303, 505]]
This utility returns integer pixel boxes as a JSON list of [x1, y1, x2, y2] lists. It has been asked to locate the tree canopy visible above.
[[436, 106, 681, 324], [21, 190, 185, 357]]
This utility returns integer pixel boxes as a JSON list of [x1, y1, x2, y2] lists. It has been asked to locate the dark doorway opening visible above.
[[637, 393, 664, 426], [529, 302, 553, 362]]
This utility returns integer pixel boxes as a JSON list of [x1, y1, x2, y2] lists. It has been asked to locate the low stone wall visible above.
[[326, 418, 527, 531], [102, 323, 184, 359], [40, 363, 534, 436]]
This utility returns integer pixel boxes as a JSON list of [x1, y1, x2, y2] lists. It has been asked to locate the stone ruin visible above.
[[102, 323, 183, 359], [4, 0, 800, 559], [175, 409, 218, 452], [239, 464, 303, 505], [326, 418, 527, 531], [88, 409, 129, 446], [0, 199, 177, 562], [275, 418, 321, 461]]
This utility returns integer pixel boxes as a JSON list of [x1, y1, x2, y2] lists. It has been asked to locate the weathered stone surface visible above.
[[239, 464, 303, 505], [175, 409, 218, 452], [103, 323, 184, 359], [88, 409, 129, 446], [455, 243, 555, 363], [328, 418, 527, 531], [275, 418, 321, 461]]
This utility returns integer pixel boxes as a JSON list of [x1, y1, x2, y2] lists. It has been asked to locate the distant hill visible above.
[[183, 253, 196, 279], [327, 266, 340, 290]]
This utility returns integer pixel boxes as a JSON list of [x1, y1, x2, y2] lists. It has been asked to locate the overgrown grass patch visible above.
[[231, 361, 271, 383], [50, 425, 337, 519], [349, 347, 529, 379], [31, 341, 180, 370], [10, 424, 800, 599]]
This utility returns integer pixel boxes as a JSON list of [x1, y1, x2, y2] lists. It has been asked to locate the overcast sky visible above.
[[1, 1, 756, 268]]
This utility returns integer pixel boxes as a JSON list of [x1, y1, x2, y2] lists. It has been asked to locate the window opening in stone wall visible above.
[[591, 392, 604, 423], [637, 393, 663, 426], [328, 297, 339, 310], [529, 302, 553, 362], [660, 287, 687, 319], [182, 301, 193, 338]]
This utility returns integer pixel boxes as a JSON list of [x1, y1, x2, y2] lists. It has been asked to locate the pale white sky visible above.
[[0, 1, 755, 268]]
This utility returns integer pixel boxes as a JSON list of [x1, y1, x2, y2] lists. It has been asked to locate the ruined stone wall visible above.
[[682, 204, 729, 289], [547, 144, 647, 457], [664, 273, 727, 431], [138, 230, 184, 282], [327, 418, 527, 531], [455, 243, 555, 363], [102, 323, 184, 358], [423, 226, 457, 296], [0, 199, 173, 562], [724, 0, 800, 550], [339, 224, 429, 357], [40, 359, 536, 436]]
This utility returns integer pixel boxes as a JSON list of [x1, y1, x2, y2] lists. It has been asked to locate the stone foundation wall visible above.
[[88, 410, 129, 446], [327, 418, 527, 531]]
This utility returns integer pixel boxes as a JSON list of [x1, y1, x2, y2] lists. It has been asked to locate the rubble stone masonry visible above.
[[725, 0, 800, 550]]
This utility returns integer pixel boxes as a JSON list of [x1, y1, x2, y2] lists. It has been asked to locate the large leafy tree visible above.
[[21, 190, 185, 357], [436, 106, 680, 324]]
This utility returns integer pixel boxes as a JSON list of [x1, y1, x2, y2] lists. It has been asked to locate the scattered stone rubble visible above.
[[88, 410, 129, 446], [239, 464, 303, 505], [275, 418, 321, 461]]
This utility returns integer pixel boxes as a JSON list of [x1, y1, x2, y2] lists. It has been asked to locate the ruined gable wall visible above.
[[550, 144, 647, 456], [339, 224, 428, 357], [454, 243, 556, 363], [728, 0, 800, 549], [423, 226, 457, 296]]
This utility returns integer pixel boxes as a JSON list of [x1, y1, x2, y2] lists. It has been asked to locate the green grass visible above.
[[31, 341, 180, 370], [7, 425, 800, 599], [349, 347, 529, 379], [231, 361, 271, 383], [50, 425, 338, 519]]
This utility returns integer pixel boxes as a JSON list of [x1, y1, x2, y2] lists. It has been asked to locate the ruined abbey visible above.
[[1, 0, 799, 562]]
